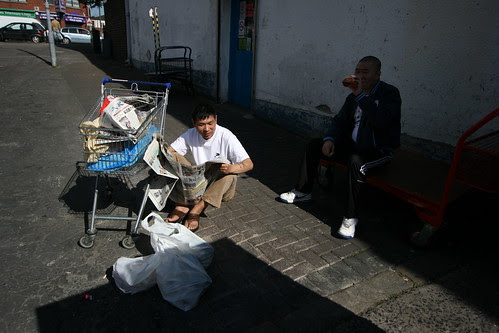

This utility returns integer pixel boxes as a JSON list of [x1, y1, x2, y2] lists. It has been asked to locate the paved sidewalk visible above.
[[0, 42, 497, 332]]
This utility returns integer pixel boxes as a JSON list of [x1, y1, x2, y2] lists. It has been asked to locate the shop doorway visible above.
[[227, 0, 255, 108]]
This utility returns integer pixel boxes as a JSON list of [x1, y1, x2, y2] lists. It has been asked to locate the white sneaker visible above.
[[337, 217, 358, 239], [278, 188, 312, 204]]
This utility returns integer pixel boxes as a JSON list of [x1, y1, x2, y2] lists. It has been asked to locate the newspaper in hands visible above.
[[143, 135, 179, 210], [144, 135, 231, 209]]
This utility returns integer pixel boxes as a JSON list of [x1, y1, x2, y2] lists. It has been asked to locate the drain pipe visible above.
[[250, 0, 258, 110], [124, 0, 132, 64], [216, 0, 221, 104]]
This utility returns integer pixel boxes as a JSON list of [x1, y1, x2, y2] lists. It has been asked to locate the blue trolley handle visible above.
[[101, 78, 171, 89]]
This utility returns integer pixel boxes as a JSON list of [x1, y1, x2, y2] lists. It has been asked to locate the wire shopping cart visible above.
[[76, 78, 170, 249]]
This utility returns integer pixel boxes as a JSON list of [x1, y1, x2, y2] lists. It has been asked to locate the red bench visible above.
[[321, 109, 499, 246]]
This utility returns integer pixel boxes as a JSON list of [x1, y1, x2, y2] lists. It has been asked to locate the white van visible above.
[[0, 15, 43, 29]]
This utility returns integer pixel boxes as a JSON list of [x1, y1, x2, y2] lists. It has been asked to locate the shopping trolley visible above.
[[77, 78, 170, 249]]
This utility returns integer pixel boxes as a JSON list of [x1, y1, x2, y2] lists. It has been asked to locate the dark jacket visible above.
[[326, 80, 401, 153]]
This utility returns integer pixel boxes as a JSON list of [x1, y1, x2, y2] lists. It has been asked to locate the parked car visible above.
[[60, 27, 91, 44], [0, 16, 43, 29], [0, 22, 46, 43]]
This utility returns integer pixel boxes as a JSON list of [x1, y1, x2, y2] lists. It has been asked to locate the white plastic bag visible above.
[[156, 251, 212, 311], [112, 254, 161, 294], [111, 212, 214, 311], [141, 212, 214, 267]]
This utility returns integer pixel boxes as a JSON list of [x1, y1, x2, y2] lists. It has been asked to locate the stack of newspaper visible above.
[[99, 94, 156, 136]]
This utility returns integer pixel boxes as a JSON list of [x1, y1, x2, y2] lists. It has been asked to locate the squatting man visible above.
[[165, 104, 254, 232]]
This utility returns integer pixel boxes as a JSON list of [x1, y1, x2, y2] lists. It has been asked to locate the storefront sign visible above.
[[55, 0, 66, 14], [0, 9, 36, 18], [64, 14, 86, 23], [36, 11, 58, 20]]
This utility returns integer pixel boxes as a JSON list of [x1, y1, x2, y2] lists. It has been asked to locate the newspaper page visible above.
[[143, 137, 179, 210], [163, 147, 230, 205], [144, 136, 231, 207], [100, 97, 142, 132]]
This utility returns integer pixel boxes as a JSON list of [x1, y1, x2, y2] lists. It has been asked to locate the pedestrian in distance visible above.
[[51, 18, 62, 44]]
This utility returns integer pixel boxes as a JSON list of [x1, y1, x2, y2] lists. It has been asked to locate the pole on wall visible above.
[[216, 0, 221, 104], [149, 7, 160, 51]]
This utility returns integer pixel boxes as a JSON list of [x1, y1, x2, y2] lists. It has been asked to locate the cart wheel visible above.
[[410, 223, 438, 248], [121, 235, 136, 249], [79, 235, 94, 249]]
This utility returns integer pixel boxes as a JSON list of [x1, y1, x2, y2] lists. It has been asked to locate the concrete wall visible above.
[[125, 0, 498, 147], [254, 0, 498, 145], [126, 0, 218, 94]]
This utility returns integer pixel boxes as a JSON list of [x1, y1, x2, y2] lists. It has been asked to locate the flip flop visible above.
[[184, 213, 200, 232], [166, 208, 188, 224]]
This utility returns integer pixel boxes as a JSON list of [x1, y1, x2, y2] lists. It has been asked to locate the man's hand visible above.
[[349, 76, 362, 96], [219, 163, 233, 174], [219, 158, 254, 175], [322, 140, 335, 157], [343, 75, 362, 95]]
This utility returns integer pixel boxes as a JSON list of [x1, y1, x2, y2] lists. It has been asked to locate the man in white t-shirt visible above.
[[166, 104, 254, 231]]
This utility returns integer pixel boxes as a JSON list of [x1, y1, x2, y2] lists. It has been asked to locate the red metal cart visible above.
[[320, 108, 499, 246]]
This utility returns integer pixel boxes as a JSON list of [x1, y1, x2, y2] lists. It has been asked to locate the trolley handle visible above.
[[101, 78, 171, 89]]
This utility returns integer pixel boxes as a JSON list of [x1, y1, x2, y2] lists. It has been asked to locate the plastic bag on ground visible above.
[[141, 212, 214, 267], [156, 251, 212, 311], [111, 212, 214, 311], [112, 254, 161, 294]]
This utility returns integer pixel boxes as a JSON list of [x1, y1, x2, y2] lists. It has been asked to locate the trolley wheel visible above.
[[121, 235, 136, 249], [79, 235, 95, 249], [410, 223, 439, 248]]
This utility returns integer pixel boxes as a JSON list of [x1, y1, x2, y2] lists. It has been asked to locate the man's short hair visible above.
[[192, 103, 217, 123], [359, 56, 381, 72]]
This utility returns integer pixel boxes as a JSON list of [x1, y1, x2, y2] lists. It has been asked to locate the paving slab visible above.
[[0, 42, 498, 333]]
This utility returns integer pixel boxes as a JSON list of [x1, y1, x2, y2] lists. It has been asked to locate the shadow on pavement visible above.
[[51, 43, 499, 329], [36, 238, 383, 333]]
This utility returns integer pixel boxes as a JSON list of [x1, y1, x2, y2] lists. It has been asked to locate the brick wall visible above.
[[103, 0, 127, 62]]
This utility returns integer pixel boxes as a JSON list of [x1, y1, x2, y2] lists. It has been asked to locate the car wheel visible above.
[[31, 35, 41, 43], [0, 34, 4, 42], [62, 37, 70, 44]]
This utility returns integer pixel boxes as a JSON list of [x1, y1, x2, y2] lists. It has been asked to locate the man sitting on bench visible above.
[[278, 56, 402, 239]]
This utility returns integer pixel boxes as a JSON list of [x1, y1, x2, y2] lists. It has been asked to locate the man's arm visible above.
[[324, 95, 356, 149], [357, 84, 401, 129], [219, 158, 254, 175]]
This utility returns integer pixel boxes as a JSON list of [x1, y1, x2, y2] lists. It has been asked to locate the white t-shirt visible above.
[[170, 124, 250, 165]]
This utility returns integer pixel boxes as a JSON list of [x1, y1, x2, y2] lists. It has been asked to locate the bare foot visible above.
[[184, 213, 200, 232], [166, 205, 190, 223]]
